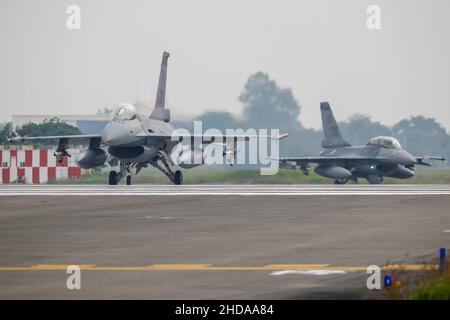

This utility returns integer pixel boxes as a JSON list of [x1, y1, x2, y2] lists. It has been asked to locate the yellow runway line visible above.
[[381, 264, 439, 271], [31, 265, 96, 270], [0, 263, 440, 271]]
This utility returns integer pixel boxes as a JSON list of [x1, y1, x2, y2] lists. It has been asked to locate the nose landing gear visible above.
[[108, 155, 183, 186], [366, 175, 383, 184], [108, 161, 142, 185]]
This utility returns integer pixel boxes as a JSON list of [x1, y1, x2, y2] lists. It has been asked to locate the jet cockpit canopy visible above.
[[367, 136, 402, 149], [112, 103, 137, 121]]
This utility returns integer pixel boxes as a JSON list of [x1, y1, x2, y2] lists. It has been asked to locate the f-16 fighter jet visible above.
[[273, 102, 446, 184], [9, 52, 286, 185]]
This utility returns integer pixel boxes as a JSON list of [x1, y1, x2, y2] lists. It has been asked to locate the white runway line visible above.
[[270, 270, 349, 276], [1, 184, 450, 196]]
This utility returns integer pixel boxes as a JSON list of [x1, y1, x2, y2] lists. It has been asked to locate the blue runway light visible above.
[[440, 248, 446, 273], [440, 248, 446, 259], [384, 275, 392, 287]]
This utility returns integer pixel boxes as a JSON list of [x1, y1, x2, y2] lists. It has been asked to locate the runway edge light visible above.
[[384, 275, 392, 288], [440, 247, 446, 273]]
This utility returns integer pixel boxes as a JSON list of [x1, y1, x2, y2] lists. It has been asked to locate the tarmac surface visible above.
[[0, 184, 449, 299]]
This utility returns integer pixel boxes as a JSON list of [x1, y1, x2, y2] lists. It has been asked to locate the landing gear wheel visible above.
[[334, 179, 346, 185], [366, 175, 382, 184], [174, 170, 183, 185], [126, 175, 132, 185], [109, 171, 118, 185]]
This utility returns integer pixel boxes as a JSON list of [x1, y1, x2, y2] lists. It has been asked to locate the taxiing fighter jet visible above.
[[274, 102, 446, 184], [9, 52, 286, 185]]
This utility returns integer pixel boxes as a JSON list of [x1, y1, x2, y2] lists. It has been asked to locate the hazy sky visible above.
[[1, 0, 449, 130]]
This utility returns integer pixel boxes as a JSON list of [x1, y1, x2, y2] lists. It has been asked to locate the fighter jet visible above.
[[9, 51, 286, 185], [274, 102, 446, 184]]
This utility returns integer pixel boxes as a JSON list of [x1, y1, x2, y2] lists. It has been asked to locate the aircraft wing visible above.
[[9, 132, 286, 145], [272, 156, 384, 165], [275, 155, 447, 168], [8, 134, 102, 145], [137, 132, 288, 143]]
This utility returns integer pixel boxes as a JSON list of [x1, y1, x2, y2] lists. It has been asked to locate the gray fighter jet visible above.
[[275, 102, 446, 184], [9, 51, 286, 185]]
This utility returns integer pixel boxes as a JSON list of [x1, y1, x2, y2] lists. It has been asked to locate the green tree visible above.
[[392, 116, 449, 157], [239, 72, 301, 129], [15, 118, 81, 145], [173, 72, 450, 162], [279, 128, 322, 156], [196, 111, 241, 131], [0, 122, 14, 144], [339, 114, 392, 145]]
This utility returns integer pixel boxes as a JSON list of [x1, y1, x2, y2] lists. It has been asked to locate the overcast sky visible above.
[[1, 0, 449, 130]]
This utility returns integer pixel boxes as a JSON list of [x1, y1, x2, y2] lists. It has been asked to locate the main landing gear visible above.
[[148, 151, 184, 185], [108, 153, 184, 186], [333, 175, 358, 185]]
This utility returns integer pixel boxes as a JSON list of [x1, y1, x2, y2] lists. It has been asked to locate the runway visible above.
[[0, 184, 449, 299], [1, 184, 450, 196]]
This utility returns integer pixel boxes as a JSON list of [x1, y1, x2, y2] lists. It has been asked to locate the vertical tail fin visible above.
[[320, 102, 351, 148], [150, 51, 171, 122]]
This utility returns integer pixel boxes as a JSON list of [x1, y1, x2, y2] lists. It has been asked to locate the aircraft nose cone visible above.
[[102, 124, 130, 146], [396, 150, 416, 166]]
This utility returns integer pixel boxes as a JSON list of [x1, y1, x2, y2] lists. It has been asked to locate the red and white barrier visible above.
[[0, 148, 81, 184]]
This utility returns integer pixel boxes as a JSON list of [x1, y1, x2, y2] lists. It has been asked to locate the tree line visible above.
[[173, 72, 450, 162], [0, 118, 81, 145], [1, 72, 449, 163]]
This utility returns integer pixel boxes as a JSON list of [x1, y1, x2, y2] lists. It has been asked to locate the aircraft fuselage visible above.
[[318, 145, 416, 180]]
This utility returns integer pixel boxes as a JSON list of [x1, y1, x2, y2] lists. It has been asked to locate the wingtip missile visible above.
[[6, 136, 23, 143], [272, 133, 288, 141], [415, 155, 447, 166]]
